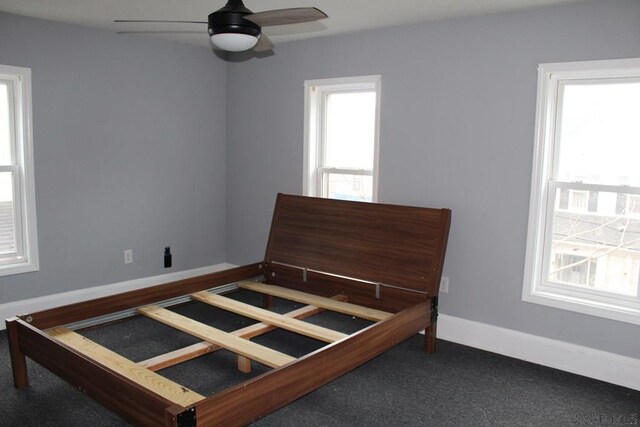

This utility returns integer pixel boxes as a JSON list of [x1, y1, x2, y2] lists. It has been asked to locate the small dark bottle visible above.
[[164, 247, 172, 268]]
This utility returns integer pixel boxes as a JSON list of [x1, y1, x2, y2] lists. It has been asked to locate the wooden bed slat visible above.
[[138, 305, 295, 368], [139, 341, 215, 372], [238, 281, 392, 322], [139, 295, 349, 372], [191, 300, 431, 426], [192, 292, 347, 343], [47, 327, 204, 407]]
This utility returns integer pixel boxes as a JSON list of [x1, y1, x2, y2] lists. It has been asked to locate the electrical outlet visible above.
[[440, 276, 449, 294], [124, 249, 133, 264]]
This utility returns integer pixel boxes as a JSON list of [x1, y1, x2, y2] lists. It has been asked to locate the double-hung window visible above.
[[0, 65, 38, 276], [523, 58, 640, 324], [303, 75, 381, 202]]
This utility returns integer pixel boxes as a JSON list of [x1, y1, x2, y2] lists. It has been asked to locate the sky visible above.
[[557, 81, 640, 187]]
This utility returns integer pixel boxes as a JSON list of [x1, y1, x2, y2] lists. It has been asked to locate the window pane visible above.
[[0, 171, 16, 254], [324, 92, 375, 169], [0, 83, 11, 166], [568, 190, 588, 212], [324, 173, 373, 202], [548, 187, 640, 296], [552, 254, 596, 287], [628, 195, 640, 215], [557, 81, 640, 186]]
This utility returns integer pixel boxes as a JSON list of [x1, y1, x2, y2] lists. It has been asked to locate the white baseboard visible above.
[[437, 313, 640, 391], [0, 263, 237, 328]]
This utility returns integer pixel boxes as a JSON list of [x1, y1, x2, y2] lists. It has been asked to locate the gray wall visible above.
[[226, 0, 640, 358], [0, 13, 227, 303]]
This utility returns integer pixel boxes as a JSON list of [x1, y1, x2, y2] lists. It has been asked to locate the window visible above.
[[0, 65, 38, 276], [303, 75, 381, 202], [523, 58, 640, 324]]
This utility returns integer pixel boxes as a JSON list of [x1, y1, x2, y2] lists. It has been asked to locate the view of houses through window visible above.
[[544, 79, 640, 298], [550, 188, 640, 296], [524, 58, 640, 324]]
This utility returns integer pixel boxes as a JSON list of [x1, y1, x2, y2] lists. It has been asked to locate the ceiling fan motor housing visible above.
[[207, 0, 261, 37]]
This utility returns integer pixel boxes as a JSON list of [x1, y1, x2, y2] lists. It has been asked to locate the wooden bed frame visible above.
[[6, 194, 451, 426]]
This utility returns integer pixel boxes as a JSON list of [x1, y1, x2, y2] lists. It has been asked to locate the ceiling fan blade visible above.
[[117, 31, 204, 34], [114, 19, 207, 24], [254, 33, 274, 52], [244, 7, 327, 27]]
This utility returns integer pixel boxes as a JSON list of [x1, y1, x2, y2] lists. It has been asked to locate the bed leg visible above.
[[6, 317, 29, 389], [424, 297, 438, 354], [425, 321, 437, 354], [165, 405, 196, 427], [237, 355, 252, 373], [263, 294, 273, 309]]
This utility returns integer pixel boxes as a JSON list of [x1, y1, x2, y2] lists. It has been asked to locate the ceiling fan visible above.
[[115, 0, 328, 53]]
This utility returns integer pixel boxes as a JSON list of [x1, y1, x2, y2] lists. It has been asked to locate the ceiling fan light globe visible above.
[[211, 33, 259, 51]]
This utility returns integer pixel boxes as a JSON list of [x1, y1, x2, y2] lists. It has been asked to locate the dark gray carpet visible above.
[[1, 290, 638, 426]]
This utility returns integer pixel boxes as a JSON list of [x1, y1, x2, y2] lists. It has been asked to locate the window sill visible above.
[[523, 286, 640, 326], [0, 259, 39, 277]]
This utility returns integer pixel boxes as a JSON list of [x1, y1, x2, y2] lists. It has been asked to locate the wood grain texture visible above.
[[138, 295, 349, 372], [48, 327, 204, 406], [23, 263, 261, 329], [5, 318, 29, 388], [139, 305, 296, 368], [264, 194, 451, 296], [239, 281, 392, 321], [15, 319, 174, 426], [192, 292, 347, 343], [139, 341, 218, 372], [193, 301, 431, 426], [237, 355, 252, 373]]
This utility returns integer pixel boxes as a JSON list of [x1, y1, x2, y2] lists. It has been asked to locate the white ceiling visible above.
[[0, 0, 587, 49]]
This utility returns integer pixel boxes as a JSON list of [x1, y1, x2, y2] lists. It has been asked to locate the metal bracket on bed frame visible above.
[[176, 407, 196, 427], [430, 297, 439, 323], [269, 260, 429, 296]]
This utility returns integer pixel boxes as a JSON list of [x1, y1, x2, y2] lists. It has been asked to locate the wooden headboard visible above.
[[261, 194, 451, 312]]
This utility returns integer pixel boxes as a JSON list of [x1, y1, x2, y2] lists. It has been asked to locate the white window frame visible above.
[[523, 58, 640, 325], [303, 75, 381, 202], [0, 64, 38, 276]]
